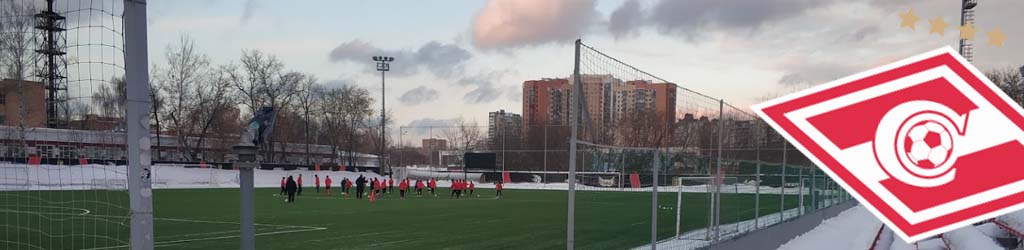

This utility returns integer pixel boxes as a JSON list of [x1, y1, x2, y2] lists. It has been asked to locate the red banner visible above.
[[199, 160, 208, 169], [502, 171, 511, 183], [314, 163, 321, 171], [340, 163, 346, 172], [28, 156, 41, 166], [629, 173, 641, 188], [78, 157, 88, 165]]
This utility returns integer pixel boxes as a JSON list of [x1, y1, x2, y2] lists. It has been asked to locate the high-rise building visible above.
[[521, 75, 677, 142], [488, 109, 522, 150], [616, 80, 677, 126], [523, 78, 571, 130]]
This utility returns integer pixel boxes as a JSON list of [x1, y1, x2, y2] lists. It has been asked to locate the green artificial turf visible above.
[[1, 188, 801, 249]]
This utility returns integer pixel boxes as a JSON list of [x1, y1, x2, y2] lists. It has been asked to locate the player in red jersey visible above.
[[280, 177, 286, 195], [495, 181, 503, 198], [314, 174, 321, 193], [429, 178, 437, 196], [324, 176, 333, 196], [399, 178, 409, 199], [297, 174, 304, 196], [388, 178, 394, 194]]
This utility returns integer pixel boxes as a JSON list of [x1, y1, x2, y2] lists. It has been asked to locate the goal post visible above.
[[673, 176, 739, 241]]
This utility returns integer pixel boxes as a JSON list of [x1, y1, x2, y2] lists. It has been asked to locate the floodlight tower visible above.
[[373, 56, 394, 174], [35, 0, 69, 128], [959, 0, 978, 62]]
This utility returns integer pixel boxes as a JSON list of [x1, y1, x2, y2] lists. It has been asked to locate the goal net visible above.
[[1, 1, 134, 249], [673, 176, 740, 241]]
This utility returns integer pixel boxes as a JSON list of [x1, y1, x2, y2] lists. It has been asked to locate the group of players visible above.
[[279, 174, 504, 203]]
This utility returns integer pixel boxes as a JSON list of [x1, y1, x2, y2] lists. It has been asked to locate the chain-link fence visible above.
[[562, 40, 852, 249]]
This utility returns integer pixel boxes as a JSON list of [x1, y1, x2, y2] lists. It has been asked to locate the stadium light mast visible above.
[[373, 56, 394, 175], [959, 0, 978, 62]]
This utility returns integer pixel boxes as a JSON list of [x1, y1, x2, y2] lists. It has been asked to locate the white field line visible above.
[[0, 208, 327, 250]]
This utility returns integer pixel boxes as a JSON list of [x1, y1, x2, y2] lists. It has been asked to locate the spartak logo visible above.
[[753, 47, 1024, 242]]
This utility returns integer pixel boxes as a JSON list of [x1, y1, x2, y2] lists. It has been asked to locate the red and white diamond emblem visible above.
[[753, 47, 1024, 242]]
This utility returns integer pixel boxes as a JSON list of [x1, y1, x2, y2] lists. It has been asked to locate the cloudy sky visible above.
[[144, 0, 1023, 142]]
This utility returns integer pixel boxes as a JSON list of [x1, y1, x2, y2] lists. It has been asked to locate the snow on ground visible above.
[[942, 226, 1003, 250], [996, 210, 1024, 236], [632, 199, 842, 250], [776, 206, 881, 250], [778, 207, 1020, 250], [0, 163, 390, 190], [1, 164, 833, 196], [632, 207, 804, 250]]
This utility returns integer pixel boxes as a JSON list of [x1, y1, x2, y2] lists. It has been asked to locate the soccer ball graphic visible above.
[[903, 120, 953, 169]]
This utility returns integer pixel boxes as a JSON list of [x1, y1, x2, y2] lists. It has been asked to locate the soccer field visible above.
[[1, 188, 800, 249]]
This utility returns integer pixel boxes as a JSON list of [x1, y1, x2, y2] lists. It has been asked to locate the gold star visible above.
[[959, 24, 977, 41], [988, 27, 1007, 47], [899, 8, 920, 31], [928, 16, 948, 36]]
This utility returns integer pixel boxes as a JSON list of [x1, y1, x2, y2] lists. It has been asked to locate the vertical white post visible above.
[[713, 99, 724, 241], [675, 178, 682, 238], [651, 150, 660, 250], [239, 167, 255, 250], [811, 169, 817, 210], [543, 125, 547, 184], [567, 39, 581, 250], [124, 0, 153, 249], [754, 123, 761, 229], [780, 141, 787, 222], [798, 171, 805, 215]]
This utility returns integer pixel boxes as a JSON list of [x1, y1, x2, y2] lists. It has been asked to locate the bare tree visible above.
[[0, 1, 37, 80], [988, 67, 1024, 105], [317, 85, 373, 166], [154, 36, 236, 161], [296, 75, 322, 164], [227, 50, 303, 162], [443, 118, 483, 151], [614, 110, 672, 148], [92, 76, 126, 119]]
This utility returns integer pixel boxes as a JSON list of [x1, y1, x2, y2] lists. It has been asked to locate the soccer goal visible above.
[[674, 176, 741, 241]]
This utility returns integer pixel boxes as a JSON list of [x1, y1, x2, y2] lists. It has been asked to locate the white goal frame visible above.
[[674, 176, 739, 241]]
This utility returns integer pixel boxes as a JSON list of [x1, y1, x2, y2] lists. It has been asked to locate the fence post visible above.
[[754, 124, 761, 229], [124, 0, 154, 249], [713, 99, 724, 242], [652, 150, 661, 249], [566, 39, 582, 250], [675, 177, 682, 238], [811, 169, 818, 210], [798, 169, 804, 215], [779, 141, 787, 222]]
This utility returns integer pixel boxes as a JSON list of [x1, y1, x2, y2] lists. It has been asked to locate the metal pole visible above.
[[675, 178, 682, 238], [502, 118, 506, 172], [754, 122, 761, 229], [714, 99, 724, 241], [124, 1, 154, 249], [755, 154, 761, 229], [239, 167, 255, 250], [567, 39, 581, 250], [399, 126, 403, 168], [651, 150, 661, 250], [614, 151, 622, 190], [543, 125, 548, 184], [780, 141, 788, 222], [381, 69, 386, 174], [812, 169, 818, 210], [798, 169, 805, 215]]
